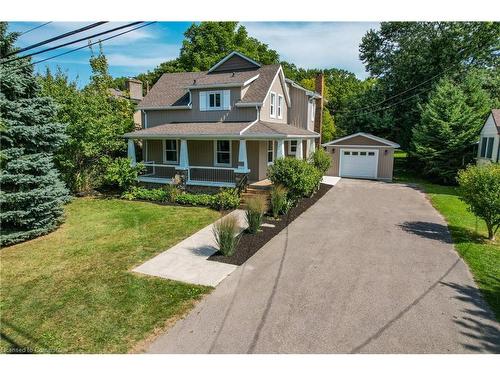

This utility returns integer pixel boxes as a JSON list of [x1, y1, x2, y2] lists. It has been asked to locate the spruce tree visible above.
[[411, 76, 487, 184], [0, 22, 70, 246]]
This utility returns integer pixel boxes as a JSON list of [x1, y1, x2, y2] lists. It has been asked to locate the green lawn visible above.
[[394, 151, 500, 320], [0, 198, 219, 353]]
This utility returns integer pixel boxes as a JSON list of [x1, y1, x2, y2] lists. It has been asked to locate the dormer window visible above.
[[270, 92, 276, 118], [209, 91, 222, 109], [200, 90, 230, 111]]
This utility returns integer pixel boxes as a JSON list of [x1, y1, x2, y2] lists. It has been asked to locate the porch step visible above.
[[240, 185, 272, 211]]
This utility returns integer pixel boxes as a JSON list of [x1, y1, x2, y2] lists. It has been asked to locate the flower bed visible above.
[[209, 183, 332, 265]]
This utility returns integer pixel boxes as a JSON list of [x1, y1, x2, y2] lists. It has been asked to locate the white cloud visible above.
[[107, 53, 168, 68], [242, 22, 379, 78]]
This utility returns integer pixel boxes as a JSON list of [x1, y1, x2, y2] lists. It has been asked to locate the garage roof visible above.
[[322, 132, 400, 148]]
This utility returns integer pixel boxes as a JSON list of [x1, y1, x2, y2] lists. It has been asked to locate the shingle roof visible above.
[[243, 121, 318, 137], [138, 64, 282, 109], [492, 109, 500, 133], [124, 121, 319, 139]]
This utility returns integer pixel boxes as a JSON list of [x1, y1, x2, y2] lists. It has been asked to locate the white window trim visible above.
[[214, 140, 232, 167], [162, 139, 179, 165], [207, 90, 224, 111], [270, 91, 276, 118], [277, 95, 284, 119], [311, 100, 316, 122], [288, 140, 297, 155], [267, 140, 275, 165]]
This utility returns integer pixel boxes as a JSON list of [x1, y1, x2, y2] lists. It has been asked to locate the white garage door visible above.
[[339, 149, 378, 179]]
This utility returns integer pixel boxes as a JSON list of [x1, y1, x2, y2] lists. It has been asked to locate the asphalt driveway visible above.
[[147, 179, 500, 353]]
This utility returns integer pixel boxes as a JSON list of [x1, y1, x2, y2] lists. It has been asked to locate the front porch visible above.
[[127, 138, 316, 188]]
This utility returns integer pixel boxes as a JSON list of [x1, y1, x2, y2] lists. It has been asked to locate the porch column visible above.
[[127, 139, 136, 166], [277, 139, 285, 159], [308, 138, 316, 157], [295, 139, 303, 160], [178, 139, 189, 169], [236, 139, 249, 173]]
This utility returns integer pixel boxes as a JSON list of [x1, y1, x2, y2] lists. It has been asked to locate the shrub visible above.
[[270, 184, 288, 219], [245, 195, 267, 233], [175, 193, 213, 206], [267, 157, 322, 200], [102, 157, 144, 191], [122, 186, 168, 202], [309, 148, 331, 175], [211, 188, 241, 211], [213, 215, 240, 256], [457, 163, 500, 240], [163, 183, 182, 203]]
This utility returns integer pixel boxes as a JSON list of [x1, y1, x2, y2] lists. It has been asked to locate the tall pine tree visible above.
[[0, 22, 70, 246], [411, 75, 488, 184]]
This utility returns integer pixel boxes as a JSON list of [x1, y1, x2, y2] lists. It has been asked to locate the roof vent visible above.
[[232, 72, 235, 77], [193, 79, 197, 85]]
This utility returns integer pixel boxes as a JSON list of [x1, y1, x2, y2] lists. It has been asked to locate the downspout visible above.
[[496, 137, 500, 163]]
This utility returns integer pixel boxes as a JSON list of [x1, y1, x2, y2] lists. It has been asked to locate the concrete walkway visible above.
[[147, 179, 500, 353], [322, 176, 341, 186], [133, 210, 246, 287]]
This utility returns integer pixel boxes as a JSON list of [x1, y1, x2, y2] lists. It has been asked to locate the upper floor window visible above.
[[270, 92, 276, 118], [310, 100, 316, 122], [209, 92, 222, 109], [278, 95, 283, 119], [200, 90, 230, 111]]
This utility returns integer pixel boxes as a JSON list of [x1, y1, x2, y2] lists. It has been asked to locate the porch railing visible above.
[[188, 166, 235, 185], [140, 162, 177, 179]]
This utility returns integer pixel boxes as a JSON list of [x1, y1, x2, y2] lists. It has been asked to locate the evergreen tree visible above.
[[0, 23, 70, 246], [411, 76, 488, 184]]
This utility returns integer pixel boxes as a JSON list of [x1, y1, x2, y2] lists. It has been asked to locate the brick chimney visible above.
[[314, 72, 324, 146], [126, 78, 143, 103]]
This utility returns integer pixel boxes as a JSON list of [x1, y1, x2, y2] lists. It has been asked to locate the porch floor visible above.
[[248, 178, 272, 189]]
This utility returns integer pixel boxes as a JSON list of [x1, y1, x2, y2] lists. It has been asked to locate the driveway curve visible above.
[[147, 179, 500, 353]]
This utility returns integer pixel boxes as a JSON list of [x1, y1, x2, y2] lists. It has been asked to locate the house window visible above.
[[288, 140, 297, 155], [209, 91, 222, 110], [311, 100, 316, 122], [480, 137, 487, 157], [163, 139, 178, 164], [486, 137, 494, 158], [270, 92, 276, 118], [215, 140, 231, 166], [267, 141, 274, 164], [277, 95, 283, 119]]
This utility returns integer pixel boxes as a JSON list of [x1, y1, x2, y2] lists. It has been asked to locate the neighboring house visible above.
[[109, 78, 143, 130], [322, 132, 400, 181], [124, 51, 323, 188], [477, 109, 500, 165]]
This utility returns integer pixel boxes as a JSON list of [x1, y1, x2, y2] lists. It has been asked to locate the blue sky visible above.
[[7, 22, 378, 86]]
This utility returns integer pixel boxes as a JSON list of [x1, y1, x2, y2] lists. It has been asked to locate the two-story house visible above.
[[124, 51, 323, 189]]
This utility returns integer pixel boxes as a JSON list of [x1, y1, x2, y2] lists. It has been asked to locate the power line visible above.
[[3, 22, 108, 58], [18, 21, 52, 36], [1, 22, 157, 77], [335, 43, 496, 115], [2, 22, 144, 65]]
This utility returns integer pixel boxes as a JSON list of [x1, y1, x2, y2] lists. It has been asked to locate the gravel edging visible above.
[[208, 183, 333, 266]]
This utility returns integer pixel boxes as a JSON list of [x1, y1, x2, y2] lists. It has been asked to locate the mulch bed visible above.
[[208, 183, 333, 266]]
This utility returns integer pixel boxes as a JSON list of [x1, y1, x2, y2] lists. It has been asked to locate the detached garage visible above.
[[322, 132, 400, 181]]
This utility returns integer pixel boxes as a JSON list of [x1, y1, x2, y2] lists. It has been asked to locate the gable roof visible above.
[[322, 132, 400, 148], [208, 51, 261, 73], [138, 64, 284, 110]]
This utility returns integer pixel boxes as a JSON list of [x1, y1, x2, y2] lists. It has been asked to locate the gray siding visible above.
[[287, 84, 309, 130], [259, 73, 287, 124], [144, 87, 257, 126], [212, 54, 259, 72]]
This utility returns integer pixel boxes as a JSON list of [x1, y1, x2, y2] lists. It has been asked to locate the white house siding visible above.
[[477, 114, 500, 164], [259, 72, 288, 124]]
